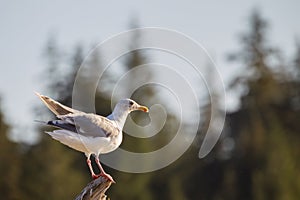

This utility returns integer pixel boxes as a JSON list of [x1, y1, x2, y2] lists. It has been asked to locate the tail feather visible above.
[[46, 130, 87, 153]]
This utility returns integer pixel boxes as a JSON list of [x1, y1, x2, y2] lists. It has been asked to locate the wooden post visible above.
[[74, 177, 112, 200]]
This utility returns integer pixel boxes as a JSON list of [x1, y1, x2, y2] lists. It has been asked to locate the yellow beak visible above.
[[138, 105, 149, 112]]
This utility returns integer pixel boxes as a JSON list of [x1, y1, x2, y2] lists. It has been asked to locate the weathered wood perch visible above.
[[74, 177, 112, 200]]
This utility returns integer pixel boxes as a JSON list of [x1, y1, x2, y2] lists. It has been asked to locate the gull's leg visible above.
[[86, 154, 99, 179], [95, 156, 115, 183]]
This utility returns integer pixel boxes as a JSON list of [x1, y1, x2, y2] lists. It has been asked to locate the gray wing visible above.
[[57, 113, 120, 138], [36, 92, 82, 116]]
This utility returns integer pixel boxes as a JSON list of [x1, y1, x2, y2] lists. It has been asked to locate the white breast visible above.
[[101, 132, 123, 154]]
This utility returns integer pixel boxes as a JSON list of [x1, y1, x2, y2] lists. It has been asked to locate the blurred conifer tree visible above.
[[0, 98, 22, 199]]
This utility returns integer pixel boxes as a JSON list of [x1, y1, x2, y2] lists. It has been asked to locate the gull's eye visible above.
[[129, 101, 134, 106]]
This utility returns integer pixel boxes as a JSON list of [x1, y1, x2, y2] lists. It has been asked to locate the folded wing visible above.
[[36, 92, 120, 138], [51, 113, 120, 138]]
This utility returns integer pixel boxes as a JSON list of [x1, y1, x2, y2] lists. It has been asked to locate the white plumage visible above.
[[36, 92, 148, 183]]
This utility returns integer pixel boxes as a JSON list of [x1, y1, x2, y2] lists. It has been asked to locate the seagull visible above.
[[35, 92, 149, 183]]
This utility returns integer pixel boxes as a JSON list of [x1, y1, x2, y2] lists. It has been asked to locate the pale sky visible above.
[[0, 0, 299, 143]]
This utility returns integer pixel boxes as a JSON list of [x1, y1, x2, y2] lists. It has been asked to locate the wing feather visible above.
[[35, 92, 82, 116], [58, 113, 120, 138], [36, 93, 120, 138]]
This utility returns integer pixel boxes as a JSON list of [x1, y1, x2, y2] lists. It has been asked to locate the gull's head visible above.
[[115, 99, 149, 113], [110, 99, 149, 127]]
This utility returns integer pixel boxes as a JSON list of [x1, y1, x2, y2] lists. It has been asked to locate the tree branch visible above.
[[74, 177, 112, 200]]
